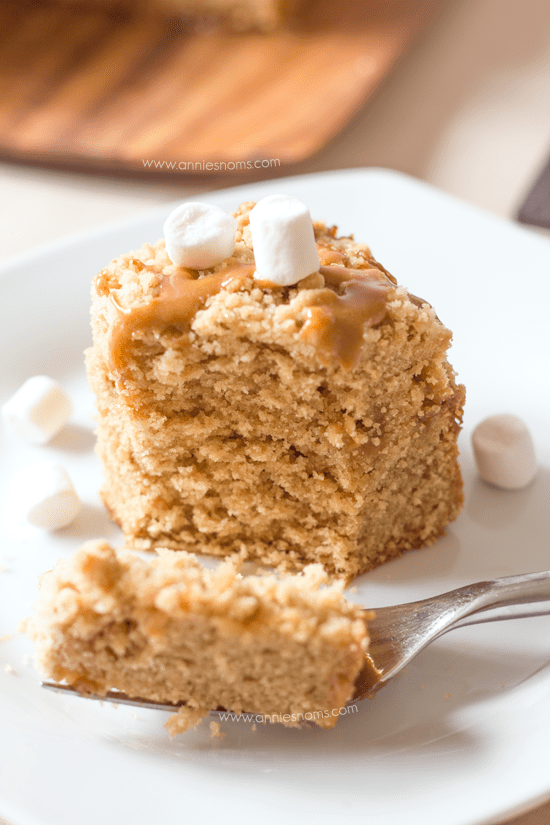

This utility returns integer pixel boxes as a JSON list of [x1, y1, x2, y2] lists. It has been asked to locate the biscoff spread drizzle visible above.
[[109, 263, 255, 374], [107, 249, 395, 375], [299, 266, 393, 370]]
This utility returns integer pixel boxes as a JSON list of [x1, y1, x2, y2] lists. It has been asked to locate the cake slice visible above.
[[86, 200, 464, 579], [27, 540, 369, 733]]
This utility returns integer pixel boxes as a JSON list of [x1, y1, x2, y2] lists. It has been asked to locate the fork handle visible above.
[[440, 570, 550, 632]]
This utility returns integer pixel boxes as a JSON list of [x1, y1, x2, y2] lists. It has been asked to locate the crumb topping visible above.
[[94, 202, 404, 376]]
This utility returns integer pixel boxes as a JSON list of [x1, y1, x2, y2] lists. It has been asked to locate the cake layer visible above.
[[87, 202, 464, 577], [27, 541, 368, 732]]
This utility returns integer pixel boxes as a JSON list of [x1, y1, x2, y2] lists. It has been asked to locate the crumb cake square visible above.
[[27, 540, 368, 732], [86, 200, 464, 579]]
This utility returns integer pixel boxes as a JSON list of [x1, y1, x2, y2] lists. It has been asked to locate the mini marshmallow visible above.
[[249, 194, 320, 286], [8, 461, 82, 530], [472, 414, 537, 490], [163, 202, 237, 269], [1, 375, 72, 445]]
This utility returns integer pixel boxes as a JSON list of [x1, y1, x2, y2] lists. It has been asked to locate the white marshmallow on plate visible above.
[[1, 375, 72, 445], [471, 413, 537, 490], [163, 202, 237, 269], [249, 194, 320, 286], [8, 461, 82, 530]]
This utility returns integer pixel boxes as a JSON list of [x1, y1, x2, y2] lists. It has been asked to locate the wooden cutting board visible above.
[[0, 0, 441, 177]]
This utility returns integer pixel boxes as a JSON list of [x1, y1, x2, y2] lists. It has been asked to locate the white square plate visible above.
[[1, 169, 549, 825]]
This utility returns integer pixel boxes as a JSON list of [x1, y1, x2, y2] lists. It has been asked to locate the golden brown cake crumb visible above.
[[86, 201, 464, 578], [27, 541, 368, 733], [209, 720, 225, 739]]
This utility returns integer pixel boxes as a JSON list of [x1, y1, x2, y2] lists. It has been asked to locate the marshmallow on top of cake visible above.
[[86, 195, 464, 578]]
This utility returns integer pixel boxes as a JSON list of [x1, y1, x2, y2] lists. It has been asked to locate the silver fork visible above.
[[354, 569, 550, 697], [42, 570, 550, 711]]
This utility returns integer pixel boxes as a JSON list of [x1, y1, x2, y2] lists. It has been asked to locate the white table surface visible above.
[[1, 1, 549, 823]]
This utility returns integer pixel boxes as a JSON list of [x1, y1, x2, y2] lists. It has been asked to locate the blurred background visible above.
[[1, 0, 550, 260]]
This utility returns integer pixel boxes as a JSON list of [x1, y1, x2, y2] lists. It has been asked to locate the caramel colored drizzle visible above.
[[317, 244, 397, 286], [109, 263, 255, 374], [107, 253, 395, 376], [298, 266, 392, 370]]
